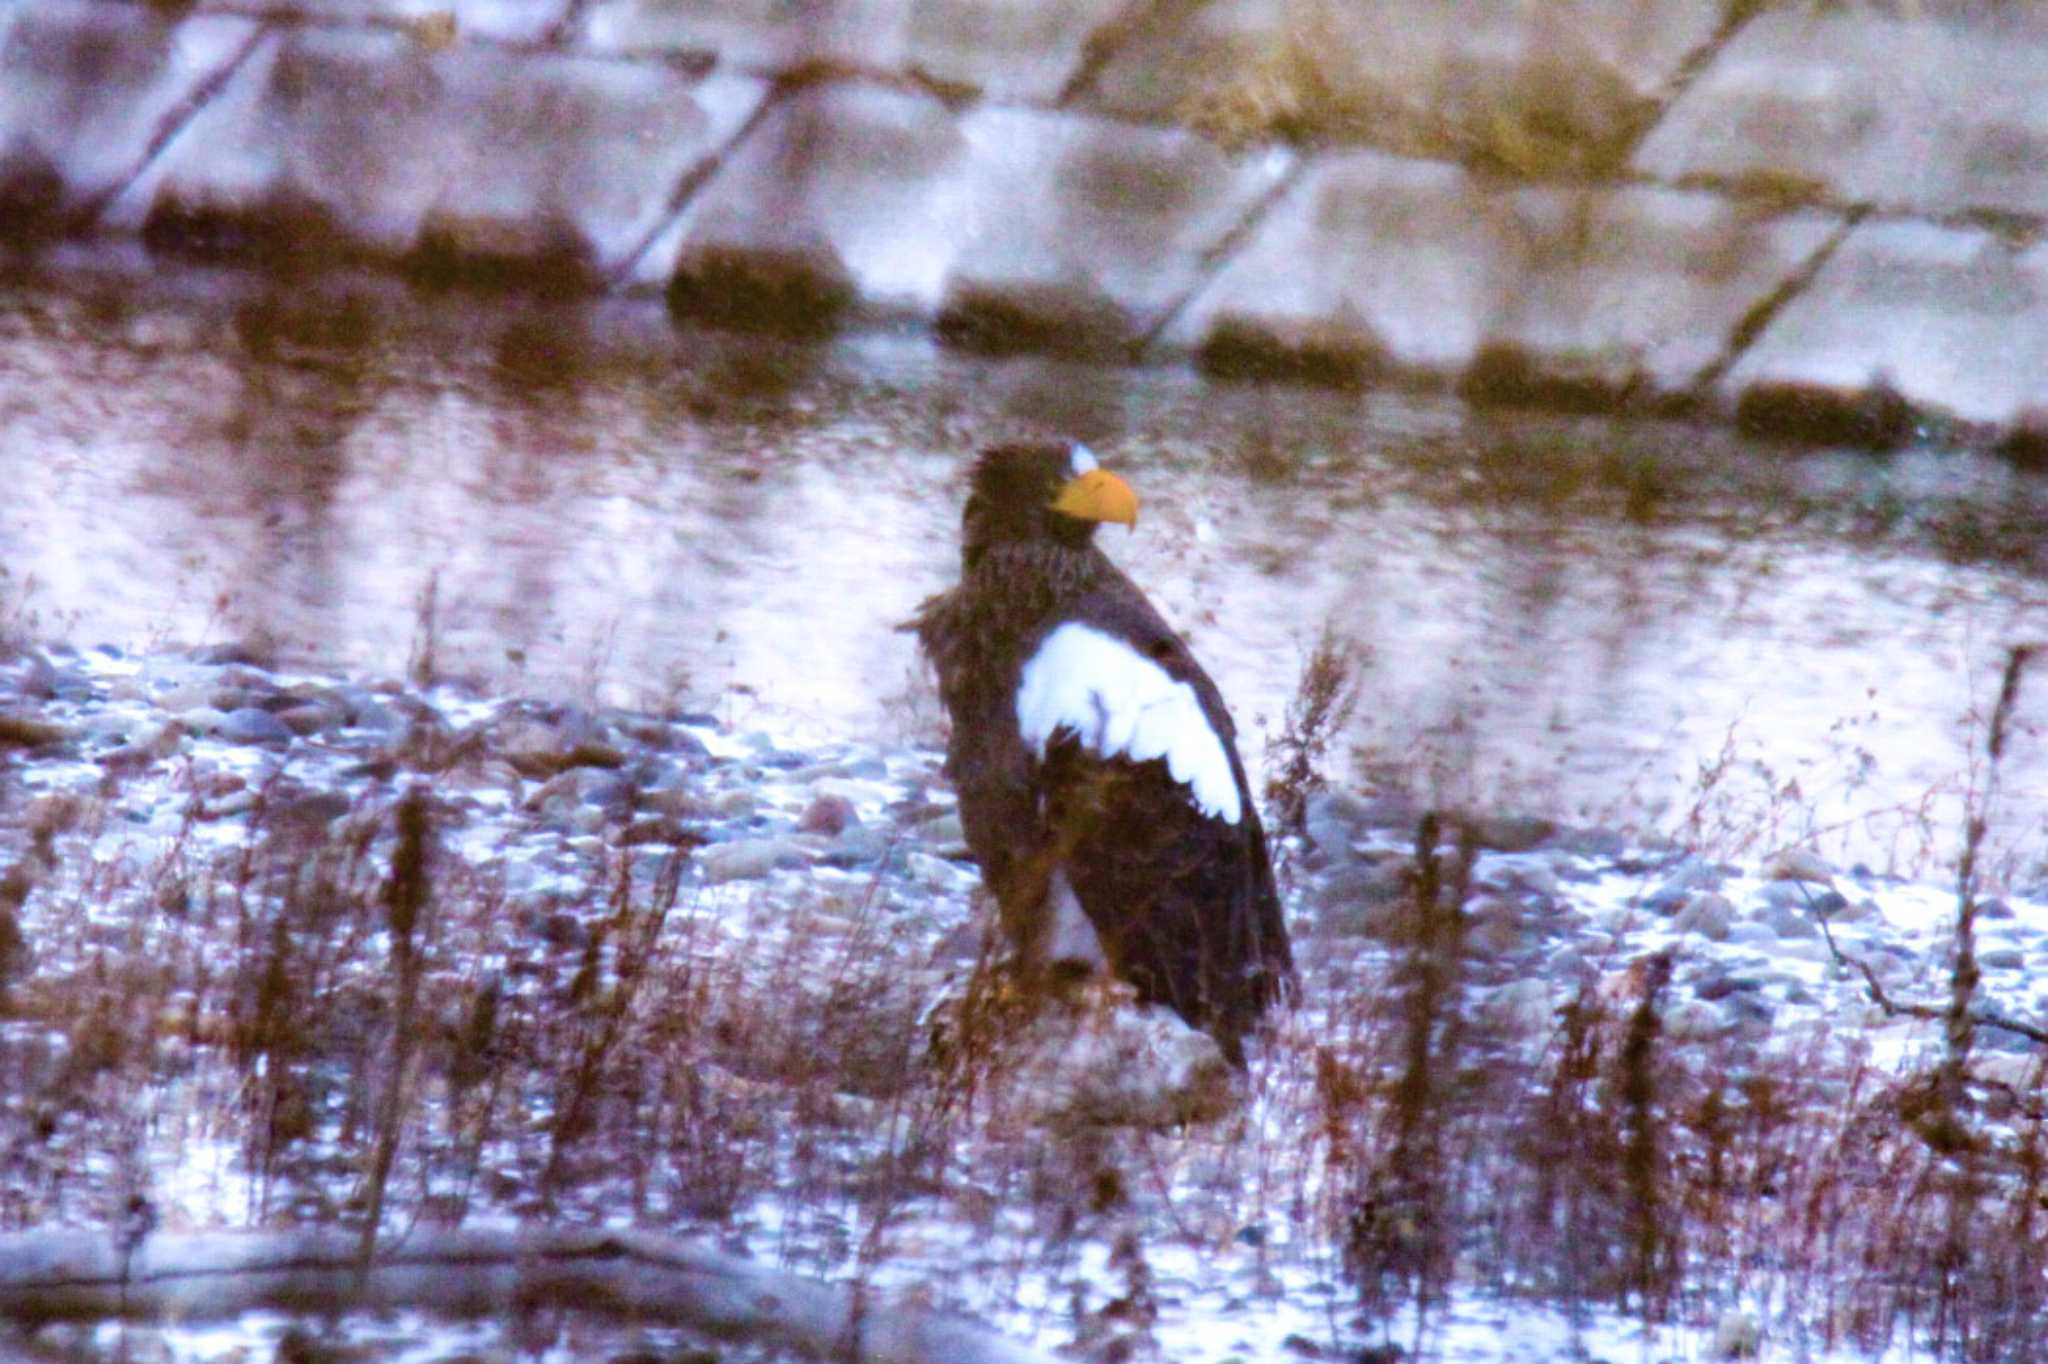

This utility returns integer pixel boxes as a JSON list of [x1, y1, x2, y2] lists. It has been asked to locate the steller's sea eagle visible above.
[[911, 441, 1295, 1065]]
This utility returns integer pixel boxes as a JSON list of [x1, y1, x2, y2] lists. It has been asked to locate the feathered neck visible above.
[[911, 536, 1119, 674], [959, 539, 1112, 628]]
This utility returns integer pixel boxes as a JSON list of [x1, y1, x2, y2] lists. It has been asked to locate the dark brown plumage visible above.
[[911, 442, 1295, 1064]]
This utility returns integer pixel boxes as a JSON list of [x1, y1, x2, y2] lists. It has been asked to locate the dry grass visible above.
[[2, 653, 2047, 1359], [1170, 0, 1657, 179]]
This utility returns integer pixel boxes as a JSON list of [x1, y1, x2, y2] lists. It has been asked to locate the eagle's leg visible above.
[[1041, 865, 1108, 977], [997, 770, 1122, 993]]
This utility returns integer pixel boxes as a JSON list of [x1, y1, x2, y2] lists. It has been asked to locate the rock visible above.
[[0, 713, 69, 749], [810, 776, 886, 806], [16, 652, 59, 699], [1662, 999, 1727, 1041], [1310, 858, 1413, 938], [700, 837, 807, 884], [1759, 880, 1845, 915], [798, 793, 859, 836], [1477, 857, 1559, 899], [818, 825, 889, 869], [906, 851, 976, 895], [1727, 995, 1776, 1041], [217, 706, 295, 746], [1464, 814, 1557, 853], [1674, 893, 1735, 941], [708, 789, 757, 819], [1303, 788, 1378, 860], [1481, 978, 1554, 1035], [1466, 897, 1531, 956], [1006, 995, 1236, 1129], [500, 712, 625, 778], [1693, 971, 1763, 1002], [617, 817, 702, 848], [917, 811, 970, 858], [1766, 847, 1834, 884], [191, 640, 275, 667], [207, 789, 260, 818], [334, 688, 403, 734], [1762, 903, 1820, 940], [1712, 1309, 1761, 1359], [273, 702, 340, 736], [1726, 922, 1777, 948], [536, 911, 587, 949], [1545, 826, 1630, 859], [1981, 946, 2025, 971], [1642, 855, 1726, 912]]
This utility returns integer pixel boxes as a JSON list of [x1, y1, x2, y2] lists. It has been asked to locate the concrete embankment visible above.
[[2, 0, 2043, 452]]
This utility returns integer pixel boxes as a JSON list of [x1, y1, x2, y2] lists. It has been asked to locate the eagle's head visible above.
[[961, 442, 1138, 567]]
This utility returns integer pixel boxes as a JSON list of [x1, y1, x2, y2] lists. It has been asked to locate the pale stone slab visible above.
[[632, 81, 969, 313], [0, 0, 260, 213], [1480, 186, 1841, 393], [940, 107, 1294, 340], [1160, 149, 1512, 373], [189, 0, 572, 45], [1086, 0, 1722, 163], [106, 26, 768, 272], [583, 0, 1125, 103], [646, 93, 1292, 341], [1637, 5, 2048, 220], [1167, 152, 1840, 392], [1721, 221, 2048, 426]]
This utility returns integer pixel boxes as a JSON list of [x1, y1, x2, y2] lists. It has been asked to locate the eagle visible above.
[[911, 441, 1295, 1065]]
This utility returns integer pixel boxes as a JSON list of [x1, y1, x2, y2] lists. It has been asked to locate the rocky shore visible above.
[[7, 639, 2041, 1071], [4, 638, 2046, 1361]]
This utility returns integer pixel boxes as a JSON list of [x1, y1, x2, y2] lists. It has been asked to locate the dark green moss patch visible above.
[[0, 151, 68, 247], [1459, 341, 1646, 417], [1998, 412, 2048, 472], [934, 279, 1133, 359], [665, 242, 856, 339], [1735, 378, 1920, 452], [140, 189, 350, 271], [1195, 316, 1384, 388], [404, 212, 600, 299]]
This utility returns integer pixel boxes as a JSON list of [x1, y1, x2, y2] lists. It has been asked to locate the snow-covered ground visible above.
[[2, 640, 2045, 1362]]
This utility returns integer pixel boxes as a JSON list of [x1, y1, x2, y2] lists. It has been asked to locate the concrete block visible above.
[[1160, 149, 1514, 375], [1475, 186, 1841, 400], [632, 80, 969, 316], [1722, 221, 2048, 427], [583, 0, 1125, 103], [0, 0, 260, 218], [939, 107, 1294, 347], [105, 27, 768, 276], [187, 0, 573, 45], [1167, 153, 1840, 396], [1085, 0, 1721, 169], [1637, 5, 2048, 220], [647, 94, 1292, 346]]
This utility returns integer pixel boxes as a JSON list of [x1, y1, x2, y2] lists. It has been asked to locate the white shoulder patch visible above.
[[1015, 622, 1242, 825]]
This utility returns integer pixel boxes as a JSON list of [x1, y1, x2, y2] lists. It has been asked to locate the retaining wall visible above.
[[2, 0, 2044, 451]]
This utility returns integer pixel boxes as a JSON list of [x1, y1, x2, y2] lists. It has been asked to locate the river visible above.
[[4, 249, 2045, 881]]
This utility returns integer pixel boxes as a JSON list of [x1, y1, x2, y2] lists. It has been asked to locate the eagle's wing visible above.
[[1014, 593, 1292, 1061]]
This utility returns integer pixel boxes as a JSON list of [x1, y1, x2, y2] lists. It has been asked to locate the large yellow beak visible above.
[[1049, 468, 1139, 528]]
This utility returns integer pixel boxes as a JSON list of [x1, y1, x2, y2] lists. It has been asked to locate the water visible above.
[[4, 249, 2046, 879]]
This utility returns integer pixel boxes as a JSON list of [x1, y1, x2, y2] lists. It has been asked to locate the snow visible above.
[[5, 643, 2048, 1361]]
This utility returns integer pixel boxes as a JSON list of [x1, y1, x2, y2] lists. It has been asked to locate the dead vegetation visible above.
[[1, 646, 2046, 1361]]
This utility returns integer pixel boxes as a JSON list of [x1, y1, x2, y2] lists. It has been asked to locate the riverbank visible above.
[[4, 637, 2045, 1359]]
